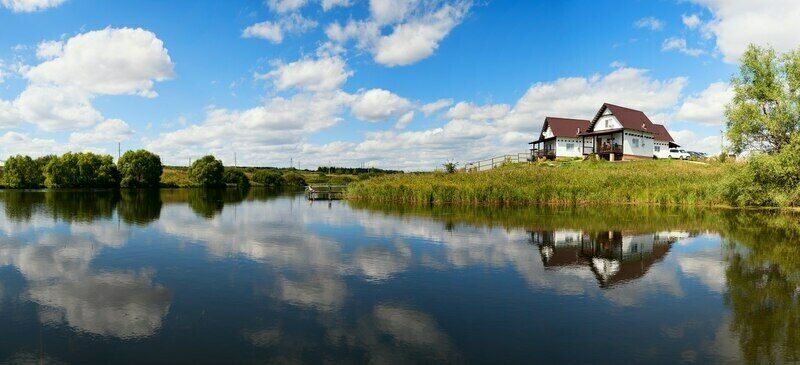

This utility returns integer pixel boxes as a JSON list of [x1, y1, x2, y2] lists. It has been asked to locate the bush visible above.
[[118, 150, 163, 188], [44, 152, 120, 188], [1, 155, 44, 188], [283, 172, 306, 188], [252, 170, 285, 188], [188, 155, 224, 187], [723, 136, 800, 207], [224, 169, 250, 187]]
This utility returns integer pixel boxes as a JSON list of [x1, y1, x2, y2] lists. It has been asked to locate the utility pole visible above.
[[234, 152, 237, 168], [117, 142, 121, 162], [290, 157, 293, 169]]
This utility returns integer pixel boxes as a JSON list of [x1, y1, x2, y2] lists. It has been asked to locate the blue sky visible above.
[[0, 0, 796, 169]]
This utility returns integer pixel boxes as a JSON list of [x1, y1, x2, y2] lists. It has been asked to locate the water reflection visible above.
[[0, 190, 799, 362]]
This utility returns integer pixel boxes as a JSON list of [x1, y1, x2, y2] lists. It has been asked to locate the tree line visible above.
[[0, 150, 307, 189]]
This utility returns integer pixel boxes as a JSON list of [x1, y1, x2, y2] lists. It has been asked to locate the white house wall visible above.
[[556, 137, 583, 158], [653, 141, 671, 158], [543, 125, 554, 138], [593, 114, 622, 131], [622, 131, 654, 157]]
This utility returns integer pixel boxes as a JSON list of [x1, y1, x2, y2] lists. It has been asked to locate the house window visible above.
[[566, 143, 575, 150], [604, 119, 611, 128], [654, 145, 661, 152], [632, 138, 639, 148]]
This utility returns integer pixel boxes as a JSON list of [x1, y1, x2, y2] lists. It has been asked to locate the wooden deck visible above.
[[305, 185, 347, 200]]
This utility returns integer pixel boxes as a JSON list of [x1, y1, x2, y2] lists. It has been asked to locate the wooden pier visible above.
[[305, 185, 347, 200]]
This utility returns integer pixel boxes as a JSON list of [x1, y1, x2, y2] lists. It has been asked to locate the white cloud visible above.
[[681, 14, 702, 29], [260, 56, 352, 92], [0, 0, 64, 12], [69, 119, 134, 144], [374, 2, 470, 67], [35, 40, 63, 60], [395, 111, 415, 129], [14, 85, 102, 131], [351, 89, 413, 122], [26, 28, 174, 98], [267, 0, 307, 13], [0, 99, 20, 128], [633, 17, 664, 31], [690, 0, 800, 62], [321, 0, 350, 11], [661, 37, 705, 57], [675, 82, 732, 126], [242, 14, 317, 44], [421, 98, 453, 116], [669, 129, 722, 154], [325, 0, 471, 67], [0, 131, 61, 157], [446, 101, 509, 122]]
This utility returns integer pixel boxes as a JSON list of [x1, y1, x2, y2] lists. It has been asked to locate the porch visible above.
[[579, 129, 624, 161]]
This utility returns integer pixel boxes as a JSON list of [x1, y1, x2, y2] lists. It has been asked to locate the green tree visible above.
[[726, 44, 800, 154], [1, 155, 45, 188], [282, 171, 306, 188], [43, 152, 120, 188], [442, 161, 459, 173], [118, 150, 163, 188], [188, 155, 224, 187], [223, 169, 250, 187], [252, 169, 285, 188]]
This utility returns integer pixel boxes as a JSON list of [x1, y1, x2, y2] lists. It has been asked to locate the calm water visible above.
[[0, 189, 798, 364]]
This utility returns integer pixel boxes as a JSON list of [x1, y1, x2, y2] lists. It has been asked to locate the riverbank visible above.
[[346, 159, 730, 206]]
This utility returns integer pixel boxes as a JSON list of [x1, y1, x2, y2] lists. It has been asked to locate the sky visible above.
[[0, 0, 798, 170]]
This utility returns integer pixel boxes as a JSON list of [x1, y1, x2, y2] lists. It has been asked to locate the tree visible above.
[[1, 155, 45, 188], [223, 169, 250, 187], [44, 152, 120, 188], [188, 155, 224, 187], [252, 169, 285, 188], [442, 161, 459, 173], [282, 172, 306, 188], [118, 150, 163, 188], [726, 44, 800, 154]]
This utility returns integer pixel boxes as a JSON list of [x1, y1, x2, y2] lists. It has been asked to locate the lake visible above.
[[0, 189, 797, 364]]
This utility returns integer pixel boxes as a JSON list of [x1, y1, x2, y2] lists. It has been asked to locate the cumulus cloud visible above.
[[321, 0, 350, 11], [69, 119, 134, 144], [35, 40, 63, 60], [267, 0, 307, 13], [26, 27, 174, 97], [633, 17, 664, 31], [662, 37, 705, 57], [394, 111, 415, 129], [675, 82, 733, 126], [669, 129, 722, 154], [690, 0, 800, 62], [446, 102, 509, 122], [259, 56, 352, 92], [421, 98, 453, 116], [351, 89, 413, 122], [682, 14, 702, 29], [0, 131, 61, 157], [14, 85, 103, 131], [0, 0, 64, 12], [242, 14, 317, 44], [326, 0, 472, 67]]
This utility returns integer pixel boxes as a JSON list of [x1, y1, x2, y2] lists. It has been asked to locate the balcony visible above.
[[596, 145, 622, 154]]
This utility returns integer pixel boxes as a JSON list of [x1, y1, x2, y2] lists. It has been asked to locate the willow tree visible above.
[[726, 44, 800, 154]]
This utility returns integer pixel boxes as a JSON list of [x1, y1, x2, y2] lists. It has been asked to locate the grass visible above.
[[346, 159, 733, 206], [159, 166, 365, 188]]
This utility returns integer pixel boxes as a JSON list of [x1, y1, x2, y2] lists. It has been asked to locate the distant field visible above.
[[346, 159, 732, 206]]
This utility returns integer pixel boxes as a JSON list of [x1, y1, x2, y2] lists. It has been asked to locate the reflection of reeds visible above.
[[347, 160, 727, 206]]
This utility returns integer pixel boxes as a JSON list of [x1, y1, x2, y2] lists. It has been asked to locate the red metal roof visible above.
[[647, 123, 674, 142], [590, 103, 654, 133], [536, 117, 590, 140]]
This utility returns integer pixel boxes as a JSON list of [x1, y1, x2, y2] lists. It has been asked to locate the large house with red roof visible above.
[[530, 103, 679, 161]]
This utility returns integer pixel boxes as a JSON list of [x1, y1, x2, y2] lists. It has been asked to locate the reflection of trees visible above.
[[0, 190, 46, 221], [44, 190, 120, 222], [183, 187, 250, 219], [118, 189, 162, 225]]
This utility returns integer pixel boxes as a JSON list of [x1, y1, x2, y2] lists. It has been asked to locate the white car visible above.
[[667, 148, 690, 159]]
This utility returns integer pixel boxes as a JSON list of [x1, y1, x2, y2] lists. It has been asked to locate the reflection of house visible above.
[[530, 229, 683, 288], [530, 104, 679, 161]]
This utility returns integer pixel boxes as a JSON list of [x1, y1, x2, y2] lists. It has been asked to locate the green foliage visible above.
[[723, 135, 800, 207], [726, 44, 800, 154], [282, 172, 306, 188], [347, 160, 725, 206], [188, 155, 224, 187], [223, 169, 250, 187], [44, 152, 120, 188], [118, 150, 163, 188], [252, 169, 285, 188], [1, 155, 45, 188], [442, 161, 459, 173]]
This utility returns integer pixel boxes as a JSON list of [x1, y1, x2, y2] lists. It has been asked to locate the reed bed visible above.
[[346, 159, 729, 206]]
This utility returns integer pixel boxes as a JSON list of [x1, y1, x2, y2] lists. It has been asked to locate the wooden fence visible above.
[[462, 152, 532, 172]]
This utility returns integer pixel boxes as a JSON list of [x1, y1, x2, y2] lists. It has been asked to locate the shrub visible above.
[[224, 169, 250, 187], [118, 150, 163, 188], [283, 172, 306, 188], [1, 155, 44, 188], [188, 155, 224, 187], [723, 135, 800, 207], [252, 170, 285, 188], [44, 152, 120, 188]]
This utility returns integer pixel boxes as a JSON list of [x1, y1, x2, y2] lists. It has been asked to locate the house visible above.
[[530, 103, 679, 160], [528, 117, 590, 159]]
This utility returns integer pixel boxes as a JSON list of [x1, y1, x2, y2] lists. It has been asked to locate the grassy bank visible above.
[[346, 160, 730, 206], [159, 166, 366, 188]]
